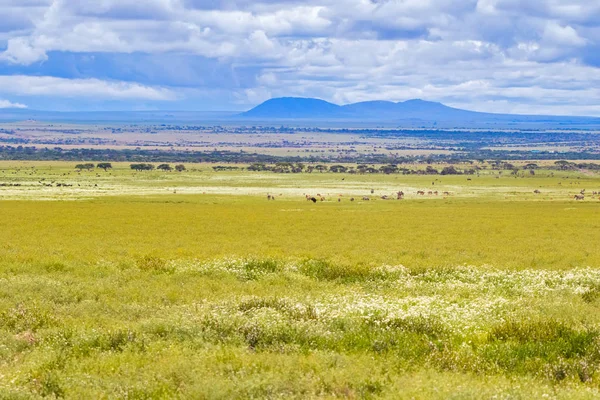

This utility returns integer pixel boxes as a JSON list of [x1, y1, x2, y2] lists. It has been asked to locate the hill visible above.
[[239, 97, 600, 127]]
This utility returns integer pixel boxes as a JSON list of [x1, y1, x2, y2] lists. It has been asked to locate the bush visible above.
[[130, 163, 155, 171], [75, 163, 94, 170]]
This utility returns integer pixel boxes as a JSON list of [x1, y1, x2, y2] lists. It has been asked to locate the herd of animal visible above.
[[297, 190, 454, 203], [572, 189, 600, 201], [269, 188, 600, 202]]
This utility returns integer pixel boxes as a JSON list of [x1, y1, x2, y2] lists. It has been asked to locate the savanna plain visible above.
[[2, 161, 600, 399]]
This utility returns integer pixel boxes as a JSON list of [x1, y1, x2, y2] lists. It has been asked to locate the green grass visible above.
[[1, 162, 600, 398]]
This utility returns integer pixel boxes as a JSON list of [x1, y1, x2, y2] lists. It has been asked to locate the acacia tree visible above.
[[130, 163, 154, 171], [330, 165, 347, 173], [157, 164, 172, 171], [97, 162, 112, 171], [75, 163, 94, 171], [175, 164, 186, 172]]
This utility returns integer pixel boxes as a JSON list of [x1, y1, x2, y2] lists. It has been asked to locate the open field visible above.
[[1, 162, 600, 398]]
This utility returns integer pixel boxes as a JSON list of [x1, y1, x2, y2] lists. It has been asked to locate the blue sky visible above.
[[0, 0, 600, 115]]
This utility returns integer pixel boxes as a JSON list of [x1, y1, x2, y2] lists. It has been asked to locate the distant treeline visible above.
[[1, 145, 600, 163], [245, 163, 475, 175]]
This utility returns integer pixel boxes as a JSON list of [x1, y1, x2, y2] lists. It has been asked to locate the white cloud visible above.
[[0, 75, 176, 101], [1, 37, 48, 64], [0, 99, 28, 109]]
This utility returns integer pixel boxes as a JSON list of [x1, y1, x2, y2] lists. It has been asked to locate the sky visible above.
[[0, 0, 600, 115]]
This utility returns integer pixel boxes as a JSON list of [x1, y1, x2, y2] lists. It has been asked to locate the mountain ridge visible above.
[[240, 97, 600, 124]]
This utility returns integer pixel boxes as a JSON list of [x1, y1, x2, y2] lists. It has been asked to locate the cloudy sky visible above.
[[0, 0, 600, 115]]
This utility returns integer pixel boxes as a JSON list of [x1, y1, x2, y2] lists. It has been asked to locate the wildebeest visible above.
[[397, 191, 404, 200], [362, 196, 370, 201], [310, 197, 317, 203], [350, 198, 355, 202], [417, 191, 425, 195], [533, 190, 541, 194], [574, 194, 585, 201]]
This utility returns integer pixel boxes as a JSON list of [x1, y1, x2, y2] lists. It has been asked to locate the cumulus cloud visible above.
[[0, 75, 176, 100], [0, 99, 28, 109], [0, 0, 598, 113]]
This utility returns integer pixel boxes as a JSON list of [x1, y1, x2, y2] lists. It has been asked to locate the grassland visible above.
[[1, 162, 600, 399]]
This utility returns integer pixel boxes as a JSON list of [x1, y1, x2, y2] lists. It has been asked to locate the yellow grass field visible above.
[[1, 162, 600, 398]]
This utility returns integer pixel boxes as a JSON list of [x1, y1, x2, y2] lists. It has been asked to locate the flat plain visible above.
[[1, 161, 600, 399]]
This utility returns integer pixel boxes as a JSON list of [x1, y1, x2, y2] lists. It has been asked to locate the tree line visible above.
[[75, 163, 186, 171]]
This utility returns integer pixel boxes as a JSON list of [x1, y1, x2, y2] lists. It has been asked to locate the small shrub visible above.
[[582, 286, 600, 303], [136, 256, 174, 273], [43, 261, 67, 273], [0, 304, 57, 332], [240, 259, 282, 280], [300, 259, 369, 282]]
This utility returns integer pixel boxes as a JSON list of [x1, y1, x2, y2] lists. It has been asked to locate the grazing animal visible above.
[[434, 191, 438, 196], [350, 198, 355, 202], [362, 196, 370, 201], [371, 189, 375, 194], [533, 190, 541, 194], [310, 197, 317, 203], [574, 195, 585, 201], [428, 191, 433, 195], [267, 194, 272, 200], [417, 191, 425, 196], [338, 198, 341, 202], [381, 195, 389, 200], [397, 191, 404, 200], [443, 191, 450, 196]]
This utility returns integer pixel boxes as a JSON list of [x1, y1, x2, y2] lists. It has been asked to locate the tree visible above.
[[441, 166, 460, 175], [425, 166, 439, 175], [130, 163, 154, 171], [330, 165, 348, 173], [315, 165, 328, 173], [75, 163, 94, 170], [157, 164, 172, 171], [379, 165, 398, 174], [247, 163, 269, 171], [175, 164, 186, 172], [555, 160, 576, 170], [523, 163, 539, 170], [97, 162, 112, 171]]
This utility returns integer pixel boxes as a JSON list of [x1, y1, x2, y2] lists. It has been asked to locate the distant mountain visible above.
[[241, 97, 347, 119], [241, 97, 484, 120], [239, 97, 600, 128]]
